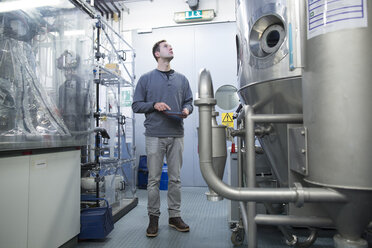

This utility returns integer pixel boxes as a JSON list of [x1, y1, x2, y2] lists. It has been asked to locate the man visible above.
[[132, 40, 193, 237]]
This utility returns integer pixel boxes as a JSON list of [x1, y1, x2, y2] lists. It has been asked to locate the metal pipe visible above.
[[255, 214, 333, 227], [236, 107, 303, 124], [263, 202, 295, 243], [117, 69, 121, 160], [93, 4, 104, 18], [198, 126, 345, 202], [99, 17, 134, 50], [237, 123, 243, 188], [95, 1, 109, 17], [251, 114, 303, 123], [231, 129, 245, 137], [70, 127, 108, 136], [110, 0, 121, 18], [99, 0, 114, 19], [69, 0, 95, 18], [239, 201, 249, 243], [245, 105, 257, 247], [100, 24, 134, 81], [237, 106, 246, 123], [195, 69, 347, 203]]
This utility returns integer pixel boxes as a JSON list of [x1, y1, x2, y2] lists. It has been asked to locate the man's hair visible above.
[[152, 39, 166, 61]]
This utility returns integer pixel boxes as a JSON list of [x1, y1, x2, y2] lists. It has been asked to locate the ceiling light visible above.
[[0, 0, 64, 13]]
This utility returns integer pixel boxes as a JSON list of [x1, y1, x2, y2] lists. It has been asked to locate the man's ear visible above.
[[155, 51, 160, 59]]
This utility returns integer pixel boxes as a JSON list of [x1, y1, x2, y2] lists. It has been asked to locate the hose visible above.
[[293, 228, 318, 248]]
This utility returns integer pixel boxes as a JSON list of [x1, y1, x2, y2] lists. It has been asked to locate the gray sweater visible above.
[[132, 69, 193, 137]]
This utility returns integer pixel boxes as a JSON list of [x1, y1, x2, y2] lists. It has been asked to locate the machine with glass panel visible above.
[[0, 1, 94, 247], [0, 2, 93, 150], [0, 0, 137, 247]]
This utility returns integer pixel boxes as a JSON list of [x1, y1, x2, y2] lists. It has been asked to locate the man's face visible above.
[[157, 42, 174, 61]]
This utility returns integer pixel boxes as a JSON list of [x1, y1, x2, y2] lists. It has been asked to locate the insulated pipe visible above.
[[194, 69, 347, 203]]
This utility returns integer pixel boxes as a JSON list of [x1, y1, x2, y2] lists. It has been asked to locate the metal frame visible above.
[[90, 15, 137, 203]]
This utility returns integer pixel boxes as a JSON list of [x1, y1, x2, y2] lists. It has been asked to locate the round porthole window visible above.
[[249, 15, 286, 58], [215, 85, 239, 110], [260, 24, 285, 54]]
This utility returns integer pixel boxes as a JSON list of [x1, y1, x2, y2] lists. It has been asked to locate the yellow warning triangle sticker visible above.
[[222, 113, 233, 122], [222, 113, 234, 128]]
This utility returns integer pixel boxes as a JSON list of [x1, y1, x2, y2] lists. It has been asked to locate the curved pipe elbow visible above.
[[195, 69, 346, 204], [199, 154, 346, 203], [198, 69, 214, 99], [199, 159, 297, 202]]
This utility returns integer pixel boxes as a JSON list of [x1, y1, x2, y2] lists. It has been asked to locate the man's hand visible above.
[[154, 102, 171, 112], [181, 108, 189, 118]]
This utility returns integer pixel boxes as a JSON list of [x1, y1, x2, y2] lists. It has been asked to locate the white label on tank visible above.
[[307, 0, 368, 39]]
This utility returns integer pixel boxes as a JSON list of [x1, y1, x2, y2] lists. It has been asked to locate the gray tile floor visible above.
[[77, 187, 336, 248]]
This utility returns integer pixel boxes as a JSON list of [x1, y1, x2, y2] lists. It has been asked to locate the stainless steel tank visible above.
[[236, 0, 306, 186], [303, 0, 372, 245]]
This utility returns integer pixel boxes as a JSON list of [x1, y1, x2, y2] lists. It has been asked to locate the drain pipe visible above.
[[195, 69, 346, 203]]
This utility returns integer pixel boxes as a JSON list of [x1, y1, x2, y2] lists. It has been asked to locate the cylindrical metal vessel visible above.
[[236, 0, 306, 186], [236, 0, 304, 88], [303, 2, 372, 190]]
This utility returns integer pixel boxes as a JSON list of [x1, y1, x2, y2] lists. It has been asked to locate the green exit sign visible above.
[[174, 9, 215, 23], [185, 10, 202, 20]]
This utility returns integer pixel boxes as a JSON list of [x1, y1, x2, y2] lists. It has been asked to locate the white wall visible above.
[[132, 22, 237, 186], [121, 0, 238, 186], [120, 0, 235, 31]]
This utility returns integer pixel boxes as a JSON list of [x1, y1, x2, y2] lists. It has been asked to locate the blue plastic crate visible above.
[[79, 197, 114, 240]]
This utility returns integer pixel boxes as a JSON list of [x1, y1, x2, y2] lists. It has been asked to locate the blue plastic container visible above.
[[139, 155, 147, 170], [138, 155, 148, 189], [138, 169, 148, 189], [137, 155, 168, 190], [159, 164, 168, 190], [79, 197, 114, 240]]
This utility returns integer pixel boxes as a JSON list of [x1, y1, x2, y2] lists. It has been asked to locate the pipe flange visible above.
[[293, 182, 305, 208], [194, 98, 216, 106]]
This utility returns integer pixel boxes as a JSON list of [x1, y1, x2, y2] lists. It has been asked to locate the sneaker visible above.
[[169, 217, 190, 232], [146, 215, 159, 237]]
